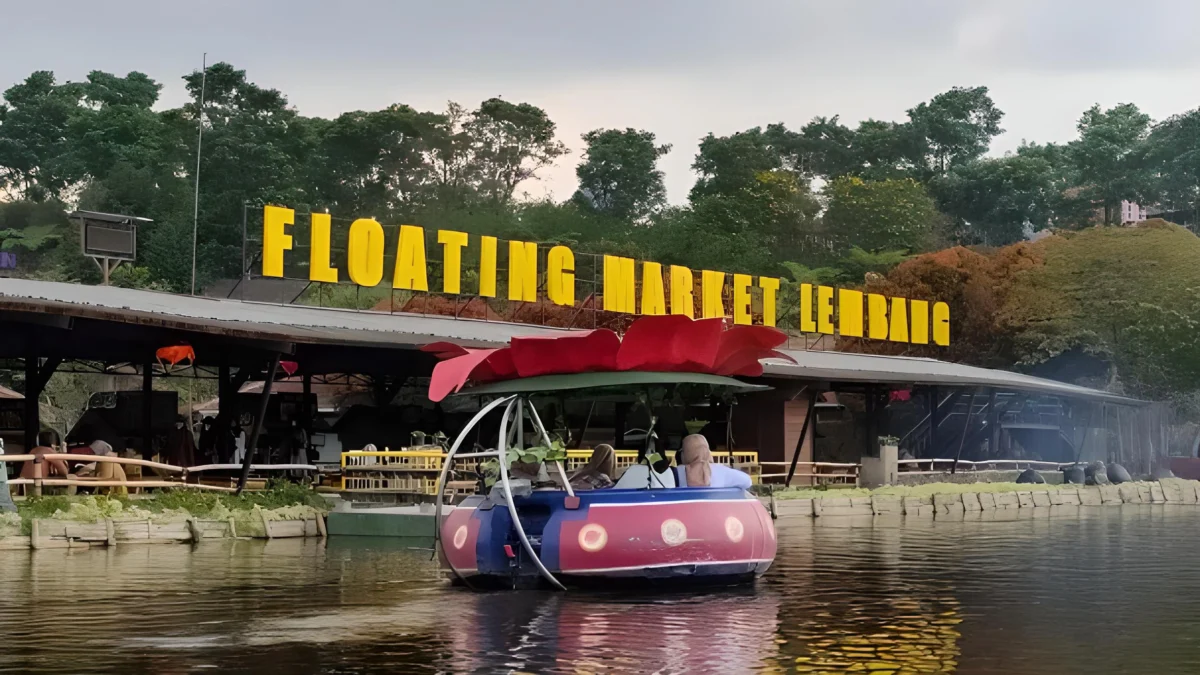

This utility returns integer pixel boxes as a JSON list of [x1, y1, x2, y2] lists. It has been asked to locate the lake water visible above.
[[2, 505, 1199, 674]]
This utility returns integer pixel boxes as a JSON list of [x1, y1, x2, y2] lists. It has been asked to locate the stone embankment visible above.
[[769, 478, 1200, 520]]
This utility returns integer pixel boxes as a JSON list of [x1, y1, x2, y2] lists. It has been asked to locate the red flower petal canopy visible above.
[[423, 315, 795, 402]]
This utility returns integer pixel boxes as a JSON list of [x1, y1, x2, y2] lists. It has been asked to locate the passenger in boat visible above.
[[676, 434, 752, 490], [568, 444, 616, 490], [613, 446, 676, 489]]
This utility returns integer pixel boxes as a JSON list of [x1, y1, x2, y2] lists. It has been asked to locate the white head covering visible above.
[[90, 440, 114, 456]]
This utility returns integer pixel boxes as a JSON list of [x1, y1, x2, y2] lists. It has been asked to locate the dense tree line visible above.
[[2, 63, 1200, 294]]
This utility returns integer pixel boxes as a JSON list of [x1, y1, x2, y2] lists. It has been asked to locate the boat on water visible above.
[[427, 315, 790, 590]]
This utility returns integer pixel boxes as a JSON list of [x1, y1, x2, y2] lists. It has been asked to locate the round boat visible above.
[[426, 315, 791, 591], [440, 485, 777, 589]]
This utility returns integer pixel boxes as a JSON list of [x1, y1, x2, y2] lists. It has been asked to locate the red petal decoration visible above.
[[615, 315, 724, 372], [510, 330, 620, 378], [711, 326, 792, 376], [421, 342, 471, 360], [280, 361, 299, 376], [428, 348, 498, 402]]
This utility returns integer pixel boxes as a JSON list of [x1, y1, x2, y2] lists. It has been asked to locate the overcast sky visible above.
[[6, 0, 1200, 204]]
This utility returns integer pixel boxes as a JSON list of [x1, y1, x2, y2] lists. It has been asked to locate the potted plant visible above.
[[479, 439, 569, 489]]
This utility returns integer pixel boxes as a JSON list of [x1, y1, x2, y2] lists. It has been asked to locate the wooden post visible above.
[[23, 355, 38, 452], [32, 456, 43, 497], [105, 518, 116, 547], [927, 386, 940, 459], [988, 389, 1000, 458], [30, 519, 40, 549], [950, 389, 979, 475], [785, 390, 817, 487], [238, 354, 280, 493], [142, 361, 154, 461]]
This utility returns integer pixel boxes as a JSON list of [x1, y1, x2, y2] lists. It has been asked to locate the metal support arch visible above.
[[497, 396, 566, 590], [433, 394, 515, 584]]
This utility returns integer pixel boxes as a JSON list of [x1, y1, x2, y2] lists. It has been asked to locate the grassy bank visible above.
[[0, 481, 329, 537], [769, 482, 1070, 501]]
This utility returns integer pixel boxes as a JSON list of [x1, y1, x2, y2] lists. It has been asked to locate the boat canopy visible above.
[[454, 370, 770, 397], [423, 315, 794, 402]]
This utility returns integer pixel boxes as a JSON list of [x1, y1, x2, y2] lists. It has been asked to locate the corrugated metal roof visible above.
[[763, 350, 1140, 405], [0, 279, 1138, 404], [0, 278, 565, 349]]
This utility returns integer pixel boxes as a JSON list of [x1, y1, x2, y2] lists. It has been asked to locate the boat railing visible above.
[[340, 447, 763, 493]]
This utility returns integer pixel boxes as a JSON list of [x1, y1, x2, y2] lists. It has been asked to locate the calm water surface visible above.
[[2, 505, 1199, 674]]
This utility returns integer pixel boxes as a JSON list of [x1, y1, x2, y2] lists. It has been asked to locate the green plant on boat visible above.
[[478, 439, 568, 488]]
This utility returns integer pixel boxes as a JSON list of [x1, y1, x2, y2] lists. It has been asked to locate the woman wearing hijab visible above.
[[568, 444, 616, 490], [676, 434, 752, 490]]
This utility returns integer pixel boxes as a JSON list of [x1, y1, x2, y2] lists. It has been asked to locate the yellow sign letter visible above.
[[838, 289, 864, 337], [817, 285, 835, 334], [641, 262, 666, 315], [479, 236, 497, 297], [933, 302, 951, 346], [392, 225, 429, 291], [308, 212, 337, 283], [346, 218, 385, 287], [603, 255, 636, 313], [546, 245, 575, 306], [669, 265, 694, 318], [262, 205, 294, 278], [437, 230, 468, 294], [800, 284, 816, 332], [867, 293, 889, 340], [702, 270, 725, 319], [758, 277, 780, 327], [508, 240, 538, 302], [910, 300, 930, 345], [732, 273, 752, 325]]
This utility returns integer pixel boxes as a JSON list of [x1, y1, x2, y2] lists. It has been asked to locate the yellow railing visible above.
[[340, 448, 761, 493]]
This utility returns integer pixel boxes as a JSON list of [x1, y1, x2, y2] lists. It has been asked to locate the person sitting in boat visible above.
[[613, 443, 676, 489], [568, 444, 616, 490], [675, 434, 752, 490]]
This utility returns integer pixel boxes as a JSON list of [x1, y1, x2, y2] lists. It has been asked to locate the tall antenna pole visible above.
[[190, 53, 207, 296]]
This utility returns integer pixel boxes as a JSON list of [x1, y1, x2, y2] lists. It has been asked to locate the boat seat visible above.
[[613, 464, 676, 489]]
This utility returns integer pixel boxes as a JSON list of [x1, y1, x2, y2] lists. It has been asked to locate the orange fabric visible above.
[[156, 345, 196, 366]]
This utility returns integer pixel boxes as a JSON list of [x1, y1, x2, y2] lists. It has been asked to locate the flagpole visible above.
[[190, 52, 207, 296]]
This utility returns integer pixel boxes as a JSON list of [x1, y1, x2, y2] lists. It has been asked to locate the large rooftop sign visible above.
[[259, 206, 949, 346]]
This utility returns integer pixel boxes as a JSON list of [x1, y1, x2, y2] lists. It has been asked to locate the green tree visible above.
[[689, 128, 786, 200], [0, 71, 83, 201], [305, 104, 443, 216], [1069, 103, 1155, 225], [822, 176, 938, 252], [465, 98, 567, 204], [572, 128, 670, 222], [907, 86, 1004, 175], [1145, 109, 1200, 219], [931, 154, 1058, 245]]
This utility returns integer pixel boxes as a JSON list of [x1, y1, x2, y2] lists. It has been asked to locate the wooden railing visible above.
[[759, 461, 860, 487], [897, 458, 1068, 475], [1, 453, 316, 495]]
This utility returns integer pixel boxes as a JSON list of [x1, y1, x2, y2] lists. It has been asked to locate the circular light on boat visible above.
[[725, 516, 745, 543], [578, 524, 607, 552], [452, 525, 469, 550], [660, 519, 688, 546]]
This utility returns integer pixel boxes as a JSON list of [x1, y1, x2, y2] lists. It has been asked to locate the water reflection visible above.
[[2, 506, 1200, 674]]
